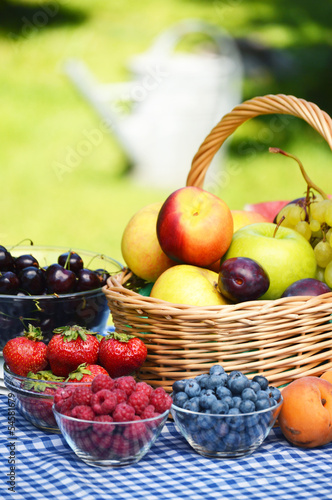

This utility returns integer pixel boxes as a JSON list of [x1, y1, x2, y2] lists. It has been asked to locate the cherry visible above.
[[15, 254, 39, 272], [18, 266, 46, 295], [94, 268, 110, 287], [58, 251, 83, 274], [76, 268, 100, 292], [0, 271, 20, 294], [46, 263, 77, 294], [0, 245, 15, 272]]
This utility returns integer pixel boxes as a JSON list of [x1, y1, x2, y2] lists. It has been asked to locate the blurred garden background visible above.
[[1, 0, 332, 264]]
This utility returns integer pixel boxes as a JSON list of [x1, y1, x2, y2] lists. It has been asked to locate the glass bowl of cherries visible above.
[[0, 245, 123, 350]]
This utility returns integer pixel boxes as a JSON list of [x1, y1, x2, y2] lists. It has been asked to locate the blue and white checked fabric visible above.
[[0, 395, 331, 500]]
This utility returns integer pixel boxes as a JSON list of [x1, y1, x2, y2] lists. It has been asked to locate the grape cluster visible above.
[[276, 197, 332, 287]]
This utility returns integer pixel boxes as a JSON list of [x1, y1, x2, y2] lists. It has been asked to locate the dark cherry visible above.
[[94, 268, 110, 287], [0, 271, 20, 294], [76, 268, 101, 292], [218, 257, 270, 302], [58, 251, 84, 274], [46, 263, 77, 294], [0, 245, 15, 272], [282, 278, 331, 297], [15, 254, 39, 272], [18, 266, 46, 295]]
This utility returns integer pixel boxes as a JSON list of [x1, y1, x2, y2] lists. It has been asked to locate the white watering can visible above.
[[64, 19, 243, 189]]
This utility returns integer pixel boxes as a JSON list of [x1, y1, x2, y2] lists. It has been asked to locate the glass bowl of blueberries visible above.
[[171, 365, 283, 459], [0, 245, 123, 350]]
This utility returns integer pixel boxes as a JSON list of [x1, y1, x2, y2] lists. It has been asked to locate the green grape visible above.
[[288, 204, 306, 225], [309, 219, 321, 232], [313, 240, 332, 268], [310, 200, 330, 224], [316, 266, 326, 282], [294, 221, 311, 240], [275, 205, 295, 229], [324, 261, 332, 288], [324, 201, 332, 226]]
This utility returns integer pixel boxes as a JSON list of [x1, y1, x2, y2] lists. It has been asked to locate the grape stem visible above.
[[273, 215, 285, 237], [269, 147, 329, 200]]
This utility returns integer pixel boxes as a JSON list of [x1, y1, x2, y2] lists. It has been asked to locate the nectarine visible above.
[[157, 187, 233, 268], [321, 369, 332, 384], [278, 376, 332, 448], [231, 210, 269, 233]]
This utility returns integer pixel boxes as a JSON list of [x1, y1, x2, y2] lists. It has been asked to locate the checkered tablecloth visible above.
[[0, 395, 331, 500]]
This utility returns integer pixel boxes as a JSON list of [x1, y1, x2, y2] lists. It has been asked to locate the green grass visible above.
[[1, 0, 332, 265]]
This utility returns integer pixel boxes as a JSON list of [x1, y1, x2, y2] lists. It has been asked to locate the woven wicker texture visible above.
[[104, 94, 332, 392]]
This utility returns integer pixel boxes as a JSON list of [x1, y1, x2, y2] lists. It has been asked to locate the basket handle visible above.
[[186, 94, 332, 188]]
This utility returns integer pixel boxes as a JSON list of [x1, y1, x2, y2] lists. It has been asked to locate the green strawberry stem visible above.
[[24, 324, 44, 342], [66, 363, 92, 381], [52, 325, 94, 342], [104, 331, 136, 343]]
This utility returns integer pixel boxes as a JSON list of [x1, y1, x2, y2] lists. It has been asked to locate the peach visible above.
[[278, 376, 332, 448], [231, 210, 269, 233], [121, 202, 176, 282], [157, 187, 233, 268], [321, 369, 332, 384]]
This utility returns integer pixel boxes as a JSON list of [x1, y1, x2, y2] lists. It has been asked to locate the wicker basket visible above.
[[104, 94, 332, 391]]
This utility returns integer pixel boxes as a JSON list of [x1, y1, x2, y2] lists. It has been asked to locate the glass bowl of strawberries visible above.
[[0, 244, 123, 350], [52, 374, 173, 467]]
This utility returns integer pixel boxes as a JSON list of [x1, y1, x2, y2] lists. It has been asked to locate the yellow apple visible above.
[[121, 202, 176, 282], [231, 210, 269, 233], [150, 264, 230, 306]]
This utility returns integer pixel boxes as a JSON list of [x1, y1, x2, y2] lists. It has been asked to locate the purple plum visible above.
[[218, 257, 270, 302], [281, 278, 331, 297]]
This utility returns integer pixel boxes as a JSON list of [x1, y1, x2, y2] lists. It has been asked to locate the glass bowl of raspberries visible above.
[[52, 374, 173, 467], [170, 365, 283, 459], [4, 363, 92, 432]]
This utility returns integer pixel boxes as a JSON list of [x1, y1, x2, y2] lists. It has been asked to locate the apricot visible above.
[[321, 369, 332, 384], [278, 376, 332, 448]]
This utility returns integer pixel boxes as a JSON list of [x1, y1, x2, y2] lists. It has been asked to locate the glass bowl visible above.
[[4, 364, 91, 432], [0, 245, 123, 351], [53, 406, 170, 467], [171, 396, 283, 459]]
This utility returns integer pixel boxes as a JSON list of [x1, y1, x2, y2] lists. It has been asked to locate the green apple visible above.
[[150, 264, 230, 306], [224, 222, 317, 300]]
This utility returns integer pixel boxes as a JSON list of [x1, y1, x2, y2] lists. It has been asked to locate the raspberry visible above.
[[58, 397, 73, 414], [110, 433, 135, 459], [92, 414, 114, 436], [122, 418, 148, 442], [91, 389, 117, 415], [91, 374, 115, 393], [135, 381, 154, 398], [115, 376, 136, 396], [150, 388, 173, 414], [128, 390, 149, 415], [71, 405, 95, 421], [112, 388, 127, 404], [71, 386, 92, 408], [90, 431, 114, 458], [140, 404, 158, 420], [112, 403, 135, 422], [54, 386, 74, 411]]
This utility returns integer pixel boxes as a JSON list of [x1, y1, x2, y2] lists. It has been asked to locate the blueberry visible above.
[[199, 392, 217, 410], [255, 398, 271, 411], [195, 373, 209, 388], [215, 386, 232, 399], [241, 388, 257, 402], [252, 375, 269, 390], [209, 364, 225, 376], [256, 390, 269, 400], [223, 396, 234, 408], [239, 399, 256, 413], [245, 413, 260, 428], [211, 400, 229, 415], [206, 374, 227, 390], [185, 380, 201, 398], [223, 430, 241, 451], [173, 391, 188, 408], [270, 387, 281, 401], [231, 396, 242, 409], [227, 407, 245, 432], [172, 379, 187, 393], [183, 398, 200, 412], [228, 374, 250, 395], [214, 421, 229, 438], [249, 380, 261, 393], [197, 413, 214, 430]]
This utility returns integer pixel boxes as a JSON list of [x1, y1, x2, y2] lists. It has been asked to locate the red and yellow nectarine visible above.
[[321, 369, 332, 384], [157, 187, 233, 268], [278, 376, 332, 448]]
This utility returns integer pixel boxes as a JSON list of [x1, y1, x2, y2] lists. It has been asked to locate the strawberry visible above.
[[98, 332, 147, 378], [66, 362, 109, 383], [46, 325, 100, 377], [3, 324, 48, 376]]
